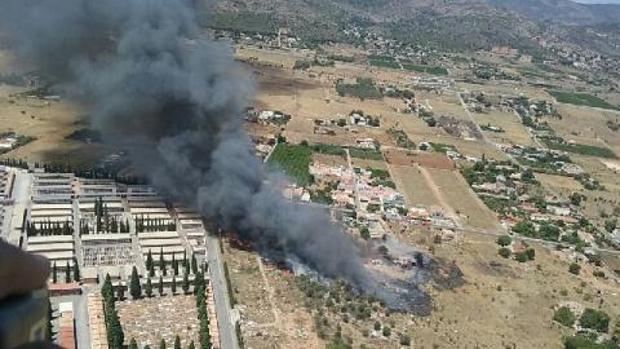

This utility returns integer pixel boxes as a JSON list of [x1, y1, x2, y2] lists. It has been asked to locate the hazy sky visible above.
[[572, 0, 620, 3]]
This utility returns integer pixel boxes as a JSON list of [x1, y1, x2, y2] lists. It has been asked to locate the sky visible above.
[[572, 0, 620, 3]]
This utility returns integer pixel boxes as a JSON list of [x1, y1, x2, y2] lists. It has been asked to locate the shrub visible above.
[[579, 308, 610, 332], [553, 306, 576, 327], [569, 263, 581, 275], [564, 335, 617, 349], [498, 247, 511, 259], [515, 252, 529, 263], [400, 334, 411, 346], [496, 235, 512, 247], [525, 248, 536, 260], [382, 326, 391, 337]]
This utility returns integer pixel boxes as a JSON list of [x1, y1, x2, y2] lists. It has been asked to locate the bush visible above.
[[382, 326, 391, 337], [498, 247, 512, 259], [579, 308, 610, 332], [569, 263, 581, 275], [554, 306, 576, 327], [525, 248, 536, 260], [564, 335, 617, 349], [497, 235, 512, 247], [400, 334, 411, 346], [515, 252, 529, 263]]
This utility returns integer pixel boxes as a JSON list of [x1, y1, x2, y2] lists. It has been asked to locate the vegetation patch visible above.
[[336, 78, 383, 100], [210, 12, 277, 34], [348, 148, 383, 160], [267, 143, 314, 186], [402, 63, 448, 76], [548, 90, 620, 111]]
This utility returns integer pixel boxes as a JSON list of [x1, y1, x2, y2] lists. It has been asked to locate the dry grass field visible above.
[[407, 230, 620, 349], [223, 242, 324, 349], [388, 164, 441, 208], [548, 104, 620, 157], [473, 110, 537, 146], [426, 168, 501, 230]]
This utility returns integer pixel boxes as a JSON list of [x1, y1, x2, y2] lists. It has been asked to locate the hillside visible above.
[[205, 0, 620, 56], [488, 0, 620, 25]]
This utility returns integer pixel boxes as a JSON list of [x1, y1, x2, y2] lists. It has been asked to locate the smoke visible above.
[[0, 0, 436, 312]]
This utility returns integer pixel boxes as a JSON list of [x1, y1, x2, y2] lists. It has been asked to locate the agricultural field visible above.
[[426, 168, 501, 230], [549, 90, 620, 111], [267, 143, 313, 186], [472, 110, 537, 146], [387, 164, 441, 208]]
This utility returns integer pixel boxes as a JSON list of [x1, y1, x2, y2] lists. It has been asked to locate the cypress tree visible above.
[[182, 272, 189, 295], [73, 259, 80, 282], [160, 248, 166, 276], [146, 250, 154, 277], [188, 341, 195, 349], [129, 338, 138, 349], [65, 262, 71, 283], [174, 335, 181, 349], [130, 266, 142, 300], [172, 254, 178, 276], [52, 262, 57, 283], [191, 254, 197, 275], [171, 276, 177, 295], [159, 338, 166, 349], [102, 274, 114, 305], [158, 275, 164, 296], [145, 277, 153, 298]]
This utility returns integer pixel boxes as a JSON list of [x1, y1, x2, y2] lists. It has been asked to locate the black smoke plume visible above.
[[0, 0, 437, 313]]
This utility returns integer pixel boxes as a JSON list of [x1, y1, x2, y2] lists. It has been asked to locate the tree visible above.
[[400, 334, 411, 346], [73, 259, 80, 282], [102, 274, 114, 305], [117, 284, 125, 301], [145, 277, 153, 298], [130, 266, 142, 300], [174, 335, 181, 349], [382, 326, 391, 337], [47, 300, 54, 340], [172, 254, 179, 276], [159, 248, 166, 276], [65, 262, 71, 283], [525, 248, 536, 260], [569, 262, 581, 275], [605, 219, 617, 233], [182, 272, 190, 295], [498, 247, 511, 259], [554, 306, 576, 327], [171, 275, 177, 294], [191, 254, 198, 275], [146, 250, 155, 277], [360, 227, 370, 240], [159, 339, 166, 349], [129, 338, 138, 349], [496, 235, 512, 247], [188, 341, 196, 349], [580, 308, 610, 332], [159, 275, 164, 296], [52, 262, 57, 283], [374, 321, 381, 331], [515, 252, 528, 263]]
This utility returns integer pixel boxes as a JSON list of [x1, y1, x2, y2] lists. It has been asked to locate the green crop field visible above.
[[549, 90, 620, 111], [267, 143, 314, 186], [402, 63, 448, 76], [541, 139, 618, 159]]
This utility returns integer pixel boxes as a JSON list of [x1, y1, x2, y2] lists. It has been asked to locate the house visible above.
[[547, 205, 571, 216]]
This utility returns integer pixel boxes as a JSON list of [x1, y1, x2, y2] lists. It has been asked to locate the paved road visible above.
[[205, 231, 238, 349]]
